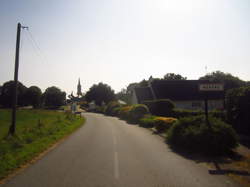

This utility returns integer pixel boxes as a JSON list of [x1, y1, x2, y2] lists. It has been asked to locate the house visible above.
[[132, 79, 224, 110]]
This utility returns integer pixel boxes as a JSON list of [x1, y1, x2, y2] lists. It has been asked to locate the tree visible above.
[[43, 86, 66, 109], [25, 86, 42, 108], [199, 71, 245, 91], [163, 73, 187, 80], [0, 80, 27, 108], [116, 88, 131, 104], [85, 82, 115, 106]]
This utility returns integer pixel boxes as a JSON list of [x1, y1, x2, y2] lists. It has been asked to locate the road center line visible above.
[[114, 151, 120, 179]]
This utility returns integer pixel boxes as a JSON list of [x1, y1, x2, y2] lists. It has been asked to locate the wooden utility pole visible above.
[[8, 23, 21, 136]]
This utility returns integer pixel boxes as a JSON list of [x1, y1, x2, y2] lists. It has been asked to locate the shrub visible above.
[[226, 86, 250, 135], [143, 99, 175, 117], [129, 104, 150, 123], [118, 106, 133, 120], [154, 117, 177, 133], [139, 115, 156, 128], [105, 101, 121, 116], [172, 109, 203, 118], [167, 116, 239, 155]]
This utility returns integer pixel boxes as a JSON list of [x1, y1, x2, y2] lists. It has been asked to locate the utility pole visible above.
[[8, 23, 28, 136]]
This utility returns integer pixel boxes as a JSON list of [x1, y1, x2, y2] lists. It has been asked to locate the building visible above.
[[132, 79, 225, 110], [77, 78, 82, 97]]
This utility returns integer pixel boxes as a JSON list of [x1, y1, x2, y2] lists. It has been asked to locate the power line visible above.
[[24, 29, 49, 65]]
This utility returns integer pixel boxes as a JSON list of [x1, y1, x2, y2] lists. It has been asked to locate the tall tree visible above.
[[163, 73, 187, 80], [199, 71, 245, 91], [85, 82, 115, 105], [25, 86, 42, 108], [43, 86, 66, 109], [0, 80, 27, 108]]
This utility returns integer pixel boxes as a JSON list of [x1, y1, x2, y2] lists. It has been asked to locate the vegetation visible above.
[[104, 101, 122, 116], [0, 109, 85, 179], [143, 99, 175, 117], [129, 104, 149, 123], [199, 71, 246, 91], [163, 73, 187, 80], [226, 86, 250, 135], [0, 81, 27, 107], [43, 87, 66, 109], [85, 82, 115, 106], [166, 116, 238, 155]]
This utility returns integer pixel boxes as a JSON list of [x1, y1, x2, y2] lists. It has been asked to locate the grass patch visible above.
[[0, 109, 85, 179]]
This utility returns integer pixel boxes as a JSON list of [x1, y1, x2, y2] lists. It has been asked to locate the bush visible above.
[[154, 117, 177, 133], [226, 86, 250, 135], [143, 99, 175, 117], [167, 116, 239, 155], [139, 115, 156, 128], [172, 109, 203, 118], [105, 101, 121, 116], [129, 104, 150, 123], [118, 106, 133, 120]]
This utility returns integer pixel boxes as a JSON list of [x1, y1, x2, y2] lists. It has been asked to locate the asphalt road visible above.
[[1, 113, 241, 187]]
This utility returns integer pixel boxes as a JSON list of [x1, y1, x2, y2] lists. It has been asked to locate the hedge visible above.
[[143, 99, 175, 116], [167, 115, 239, 155]]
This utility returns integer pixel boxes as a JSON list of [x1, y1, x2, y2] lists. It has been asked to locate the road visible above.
[[1, 113, 240, 187]]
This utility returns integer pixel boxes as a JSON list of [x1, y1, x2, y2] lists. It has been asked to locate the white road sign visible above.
[[199, 83, 224, 91]]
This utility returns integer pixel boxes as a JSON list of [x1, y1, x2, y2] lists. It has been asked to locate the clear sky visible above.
[[0, 0, 250, 95]]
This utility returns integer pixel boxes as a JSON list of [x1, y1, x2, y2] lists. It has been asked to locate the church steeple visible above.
[[77, 78, 82, 97]]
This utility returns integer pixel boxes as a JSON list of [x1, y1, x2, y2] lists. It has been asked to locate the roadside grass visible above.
[[0, 109, 85, 180]]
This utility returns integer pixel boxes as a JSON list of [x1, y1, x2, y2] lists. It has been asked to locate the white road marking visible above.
[[114, 151, 120, 179]]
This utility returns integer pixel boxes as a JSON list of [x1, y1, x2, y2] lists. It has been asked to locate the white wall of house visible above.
[[131, 90, 139, 104]]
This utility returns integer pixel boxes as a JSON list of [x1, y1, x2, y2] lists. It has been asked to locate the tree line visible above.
[[0, 81, 66, 109]]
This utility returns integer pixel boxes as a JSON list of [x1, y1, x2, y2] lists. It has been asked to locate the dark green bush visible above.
[[143, 99, 174, 117], [118, 106, 133, 120], [129, 104, 149, 123], [172, 109, 203, 118], [105, 101, 121, 116], [226, 86, 250, 135], [167, 116, 238, 155], [139, 115, 156, 128], [154, 117, 177, 133]]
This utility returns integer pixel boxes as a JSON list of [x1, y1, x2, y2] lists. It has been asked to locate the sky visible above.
[[0, 0, 250, 95]]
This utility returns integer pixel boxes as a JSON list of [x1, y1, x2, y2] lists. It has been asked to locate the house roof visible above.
[[151, 80, 224, 101], [134, 80, 225, 103], [134, 87, 153, 103]]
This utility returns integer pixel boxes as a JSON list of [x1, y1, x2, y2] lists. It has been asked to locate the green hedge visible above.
[[166, 115, 239, 155], [143, 99, 174, 117], [226, 86, 250, 135], [105, 101, 121, 116], [129, 104, 149, 123]]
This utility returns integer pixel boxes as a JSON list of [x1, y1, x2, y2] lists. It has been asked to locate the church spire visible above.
[[77, 78, 82, 97]]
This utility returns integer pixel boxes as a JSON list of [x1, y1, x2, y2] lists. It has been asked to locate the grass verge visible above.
[[0, 109, 85, 180]]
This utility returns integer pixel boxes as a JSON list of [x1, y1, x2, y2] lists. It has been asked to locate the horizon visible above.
[[1, 0, 250, 95]]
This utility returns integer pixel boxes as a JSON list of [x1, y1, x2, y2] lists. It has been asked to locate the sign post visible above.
[[199, 83, 224, 128]]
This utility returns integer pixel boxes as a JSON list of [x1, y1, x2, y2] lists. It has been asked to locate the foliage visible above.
[[0, 81, 27, 108], [199, 71, 245, 91], [163, 73, 187, 80], [167, 116, 239, 155], [118, 106, 133, 120], [172, 109, 203, 118], [143, 99, 175, 116], [105, 101, 121, 116], [116, 88, 131, 104], [154, 117, 177, 132], [25, 86, 42, 108], [129, 104, 150, 123], [226, 86, 250, 135], [85, 82, 115, 106], [0, 109, 85, 179], [139, 115, 156, 128], [43, 86, 66, 109]]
